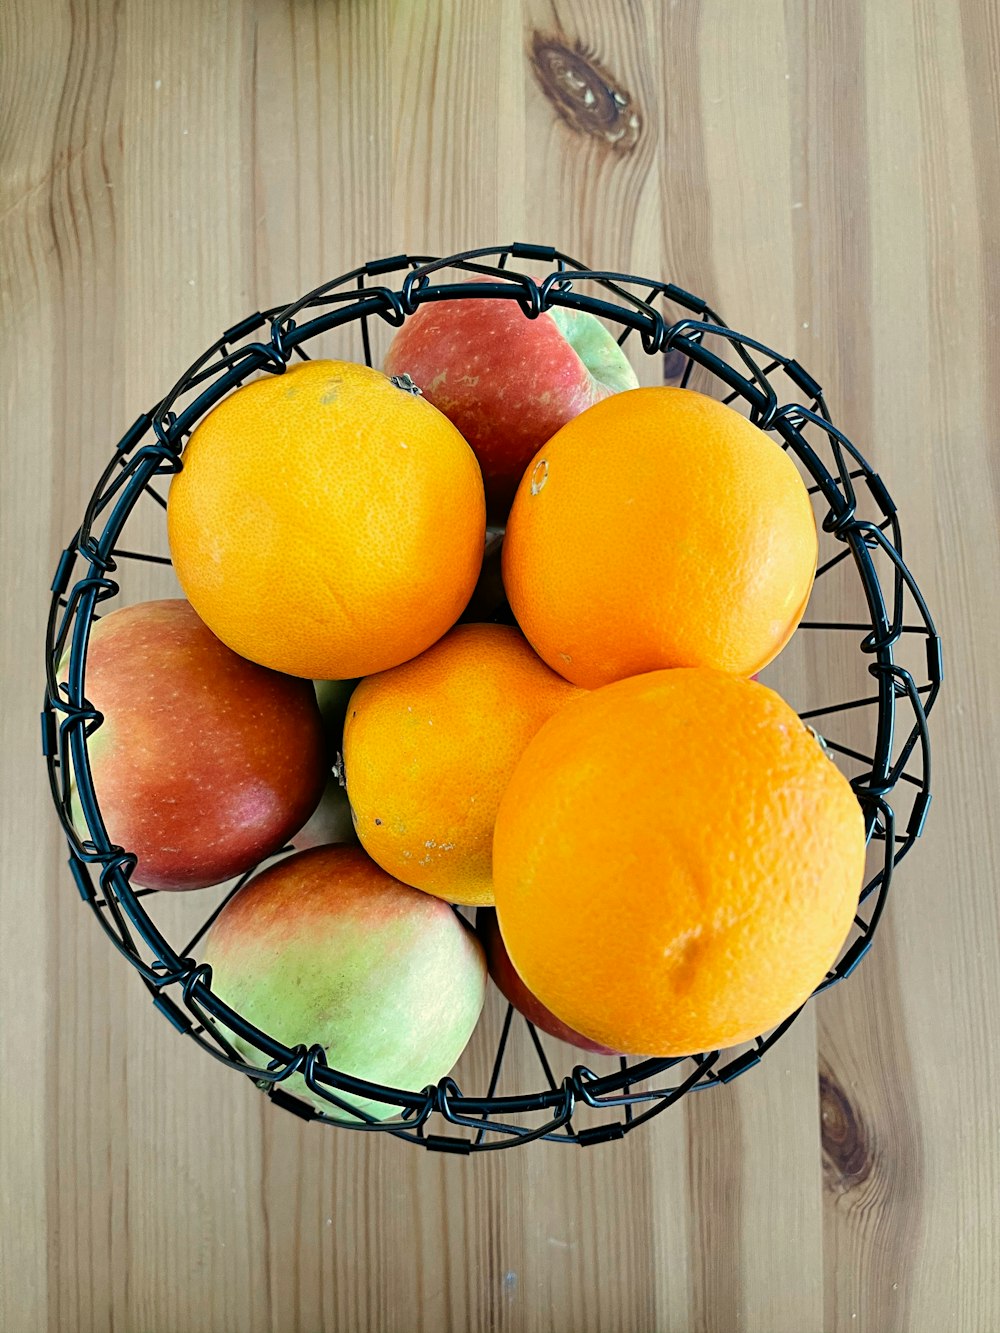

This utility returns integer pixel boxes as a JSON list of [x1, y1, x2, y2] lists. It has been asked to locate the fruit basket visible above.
[[42, 243, 941, 1152]]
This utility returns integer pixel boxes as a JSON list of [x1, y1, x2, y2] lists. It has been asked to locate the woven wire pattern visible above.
[[41, 243, 942, 1152]]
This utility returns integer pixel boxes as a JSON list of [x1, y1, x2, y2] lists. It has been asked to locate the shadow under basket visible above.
[[42, 243, 942, 1153]]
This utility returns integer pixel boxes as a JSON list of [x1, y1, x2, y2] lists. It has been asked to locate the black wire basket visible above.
[[42, 243, 942, 1152]]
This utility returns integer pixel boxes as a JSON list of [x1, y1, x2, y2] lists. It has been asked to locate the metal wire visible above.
[[41, 243, 942, 1152]]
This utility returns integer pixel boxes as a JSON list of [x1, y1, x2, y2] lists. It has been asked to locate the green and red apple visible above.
[[74, 598, 327, 890], [202, 844, 487, 1119], [383, 284, 639, 520]]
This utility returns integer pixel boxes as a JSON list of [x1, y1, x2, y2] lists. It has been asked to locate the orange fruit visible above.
[[492, 669, 866, 1056], [342, 622, 582, 906], [167, 360, 486, 679], [501, 386, 818, 688]]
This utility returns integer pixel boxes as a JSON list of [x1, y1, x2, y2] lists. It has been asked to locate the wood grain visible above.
[[2, 1, 998, 1330]]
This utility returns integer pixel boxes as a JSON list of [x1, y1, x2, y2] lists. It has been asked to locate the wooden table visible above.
[[2, 2, 997, 1330]]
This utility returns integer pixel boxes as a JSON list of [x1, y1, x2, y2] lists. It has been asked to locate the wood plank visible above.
[[0, 6, 74, 1330], [2, 2, 131, 1331], [685, 9, 828, 1332], [115, 6, 269, 1333], [390, 0, 525, 257], [521, 6, 691, 1332], [866, 1, 1000, 1328]]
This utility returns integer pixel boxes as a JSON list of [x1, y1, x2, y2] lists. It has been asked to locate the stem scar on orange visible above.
[[492, 668, 867, 1057], [167, 360, 486, 680], [501, 386, 818, 688]]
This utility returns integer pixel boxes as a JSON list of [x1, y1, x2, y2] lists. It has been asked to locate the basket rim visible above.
[[42, 242, 942, 1151]]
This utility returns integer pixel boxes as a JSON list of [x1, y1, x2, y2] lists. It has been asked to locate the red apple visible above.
[[202, 845, 487, 1119], [74, 598, 327, 890], [476, 908, 619, 1056], [383, 283, 639, 520]]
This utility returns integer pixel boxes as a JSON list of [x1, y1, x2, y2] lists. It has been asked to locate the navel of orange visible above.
[[492, 668, 866, 1057]]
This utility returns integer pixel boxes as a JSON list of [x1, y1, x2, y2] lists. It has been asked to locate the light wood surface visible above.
[[2, 2, 998, 1330]]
